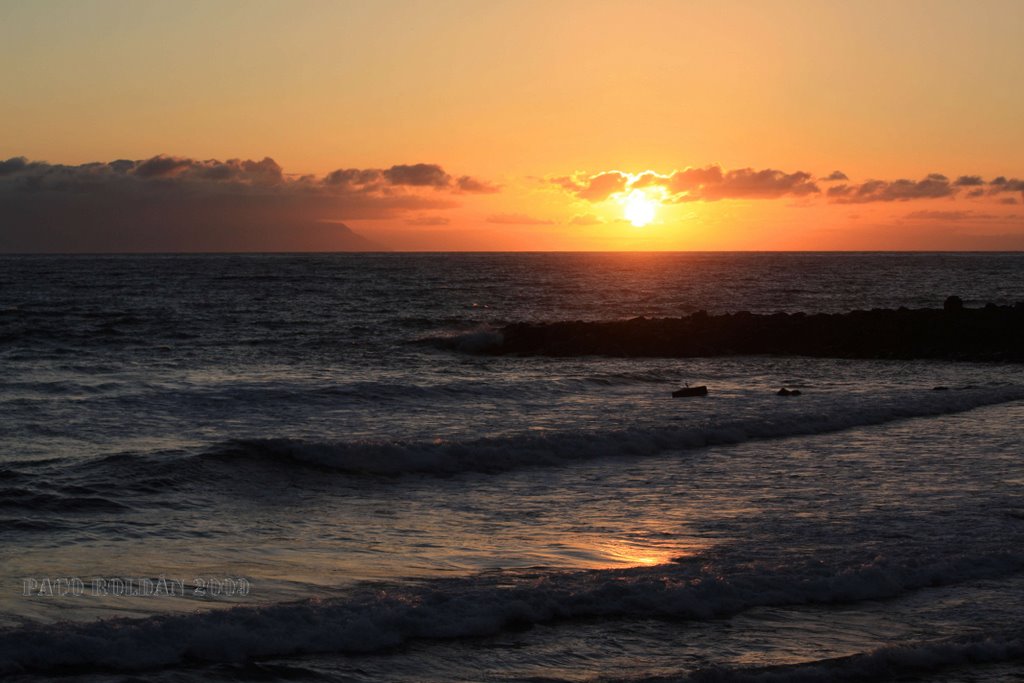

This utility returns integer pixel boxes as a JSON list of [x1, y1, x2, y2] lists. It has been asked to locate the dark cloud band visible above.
[[0, 155, 496, 252]]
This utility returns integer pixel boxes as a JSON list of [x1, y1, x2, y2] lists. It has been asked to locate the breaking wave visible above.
[[193, 385, 1024, 476], [2, 551, 1022, 675], [675, 632, 1024, 682]]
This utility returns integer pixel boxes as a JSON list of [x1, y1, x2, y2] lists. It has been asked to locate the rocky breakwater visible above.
[[488, 298, 1024, 361]]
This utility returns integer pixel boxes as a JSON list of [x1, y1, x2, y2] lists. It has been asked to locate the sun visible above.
[[622, 190, 658, 227]]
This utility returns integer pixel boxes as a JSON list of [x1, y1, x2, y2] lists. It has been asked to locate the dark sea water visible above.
[[1, 252, 1024, 681]]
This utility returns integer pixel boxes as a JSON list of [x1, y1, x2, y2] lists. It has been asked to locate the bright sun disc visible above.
[[623, 190, 657, 227]]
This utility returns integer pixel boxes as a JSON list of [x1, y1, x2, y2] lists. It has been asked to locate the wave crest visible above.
[[2, 552, 1021, 675], [197, 385, 1024, 476]]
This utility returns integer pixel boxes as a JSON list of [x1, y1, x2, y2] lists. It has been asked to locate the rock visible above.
[[933, 386, 950, 391], [944, 296, 964, 313], [672, 385, 708, 397], [778, 388, 801, 396], [488, 301, 1024, 362]]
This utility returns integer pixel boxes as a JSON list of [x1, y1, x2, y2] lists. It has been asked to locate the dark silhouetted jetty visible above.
[[483, 299, 1024, 361]]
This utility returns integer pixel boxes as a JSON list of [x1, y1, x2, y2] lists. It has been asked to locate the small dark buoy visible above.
[[672, 385, 708, 397], [777, 388, 801, 396]]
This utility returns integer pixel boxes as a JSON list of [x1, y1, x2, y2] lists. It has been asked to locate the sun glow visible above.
[[622, 190, 658, 227]]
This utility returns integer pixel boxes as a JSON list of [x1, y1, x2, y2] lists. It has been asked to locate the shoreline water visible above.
[[3, 253, 1024, 681]]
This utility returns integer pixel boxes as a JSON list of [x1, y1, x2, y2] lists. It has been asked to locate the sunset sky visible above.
[[2, 0, 1023, 251]]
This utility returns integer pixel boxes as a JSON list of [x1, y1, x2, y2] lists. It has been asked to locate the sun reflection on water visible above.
[[592, 539, 693, 568]]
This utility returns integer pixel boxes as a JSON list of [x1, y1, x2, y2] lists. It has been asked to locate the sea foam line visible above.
[[200, 385, 1024, 476], [1, 551, 1022, 675], [673, 631, 1024, 683]]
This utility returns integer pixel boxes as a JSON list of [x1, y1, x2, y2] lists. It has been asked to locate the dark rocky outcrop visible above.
[[484, 301, 1024, 362], [944, 296, 964, 313]]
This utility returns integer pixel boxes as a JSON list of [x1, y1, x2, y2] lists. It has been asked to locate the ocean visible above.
[[1, 252, 1023, 681]]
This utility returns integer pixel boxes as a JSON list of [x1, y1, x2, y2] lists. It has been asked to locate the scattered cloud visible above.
[[990, 176, 1022, 188], [999, 197, 1019, 205], [568, 213, 603, 225], [904, 210, 998, 221], [455, 176, 500, 193], [382, 163, 450, 187], [987, 177, 1024, 200], [827, 174, 955, 203], [405, 216, 451, 225], [688, 167, 819, 201], [552, 171, 630, 202], [553, 166, 1024, 210], [552, 165, 819, 203], [486, 212, 554, 225]]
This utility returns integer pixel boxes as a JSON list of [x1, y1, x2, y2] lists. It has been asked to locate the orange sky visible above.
[[2, 0, 1023, 251]]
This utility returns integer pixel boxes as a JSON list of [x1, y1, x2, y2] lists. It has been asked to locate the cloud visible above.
[[382, 163, 450, 187], [0, 155, 496, 252], [0, 157, 34, 176], [555, 165, 1024, 208], [827, 174, 955, 203], [987, 177, 1024, 200], [687, 167, 819, 201], [904, 210, 999, 221], [485, 213, 554, 225], [405, 216, 451, 225], [657, 165, 819, 201], [553, 165, 819, 203], [325, 162, 497, 192], [455, 176, 500, 193], [999, 197, 1019, 205], [989, 177, 1024, 189], [134, 155, 206, 179], [578, 172, 630, 201], [568, 213, 603, 225], [552, 171, 630, 201]]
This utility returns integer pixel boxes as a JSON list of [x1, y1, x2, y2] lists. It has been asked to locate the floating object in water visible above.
[[777, 388, 802, 396], [672, 385, 708, 397], [933, 386, 950, 391]]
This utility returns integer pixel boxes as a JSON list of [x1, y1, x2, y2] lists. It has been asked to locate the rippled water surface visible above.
[[2, 253, 1023, 681]]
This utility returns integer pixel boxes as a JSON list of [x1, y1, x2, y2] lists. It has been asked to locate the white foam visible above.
[[209, 386, 1024, 475], [2, 551, 1021, 675], [682, 631, 1024, 682]]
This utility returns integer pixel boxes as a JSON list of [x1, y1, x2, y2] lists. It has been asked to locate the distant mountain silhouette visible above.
[[319, 222, 387, 252], [0, 200, 390, 252]]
